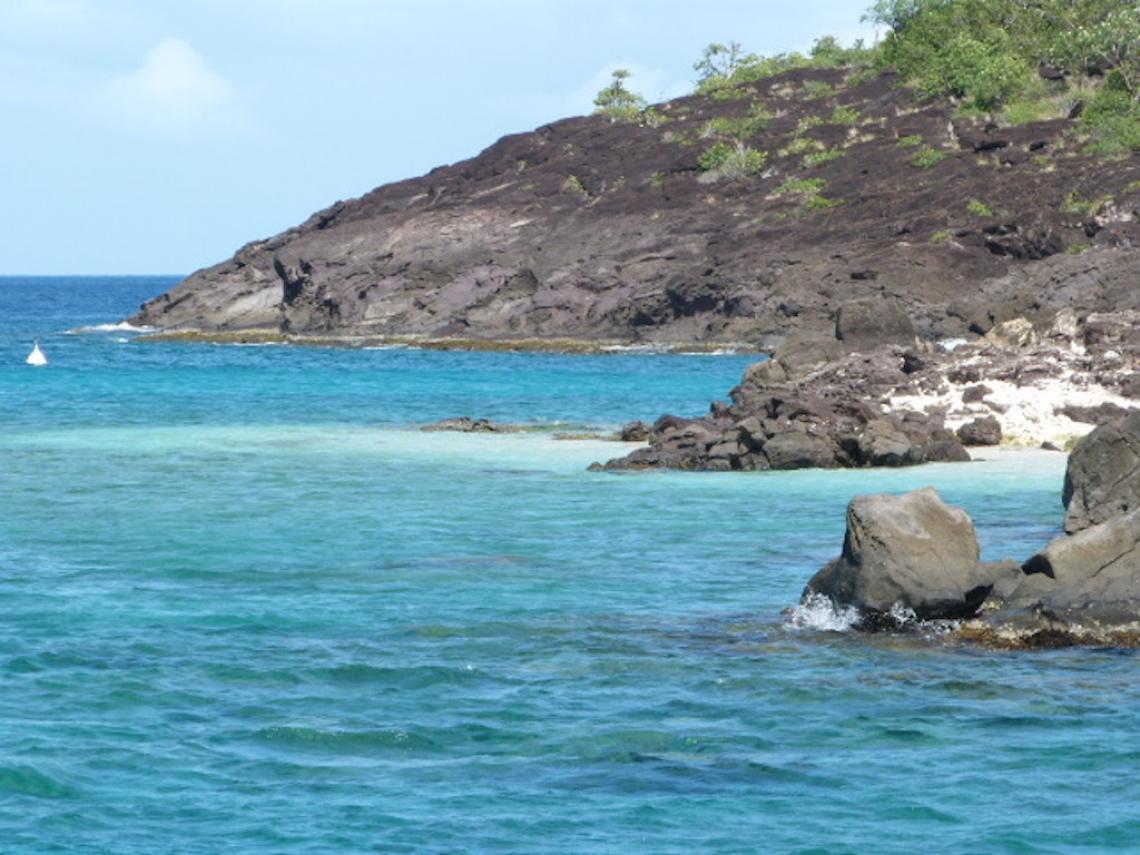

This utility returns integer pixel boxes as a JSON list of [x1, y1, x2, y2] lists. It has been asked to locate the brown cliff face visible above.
[[130, 67, 1140, 348]]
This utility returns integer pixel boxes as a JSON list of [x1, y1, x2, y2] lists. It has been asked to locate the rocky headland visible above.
[[127, 61, 1140, 354], [799, 412, 1140, 647]]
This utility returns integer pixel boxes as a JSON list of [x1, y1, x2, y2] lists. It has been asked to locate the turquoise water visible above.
[[1, 277, 1137, 854]]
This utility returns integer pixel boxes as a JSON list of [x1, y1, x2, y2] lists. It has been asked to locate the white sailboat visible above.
[[26, 339, 47, 366]]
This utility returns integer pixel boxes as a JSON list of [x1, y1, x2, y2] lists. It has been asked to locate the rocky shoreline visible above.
[[800, 413, 1140, 648], [593, 305, 1139, 472], [137, 329, 757, 355]]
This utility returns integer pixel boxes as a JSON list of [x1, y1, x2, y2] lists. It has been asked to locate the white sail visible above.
[[26, 341, 47, 366]]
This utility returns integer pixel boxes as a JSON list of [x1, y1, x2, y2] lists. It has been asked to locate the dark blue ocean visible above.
[[1, 277, 1136, 854]]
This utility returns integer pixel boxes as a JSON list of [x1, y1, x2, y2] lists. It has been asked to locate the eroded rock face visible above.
[[803, 487, 995, 622], [992, 509, 1140, 631], [835, 299, 916, 353], [1063, 412, 1140, 534]]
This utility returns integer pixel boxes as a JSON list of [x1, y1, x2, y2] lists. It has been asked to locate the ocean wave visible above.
[[784, 593, 861, 632], [600, 344, 670, 354], [67, 321, 155, 335]]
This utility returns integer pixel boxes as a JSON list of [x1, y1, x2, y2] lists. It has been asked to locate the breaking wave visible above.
[[785, 593, 861, 632], [67, 322, 155, 334]]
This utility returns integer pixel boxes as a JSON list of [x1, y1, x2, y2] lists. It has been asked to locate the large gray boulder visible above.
[[957, 415, 1003, 447], [1009, 508, 1140, 627], [1063, 412, 1140, 534], [835, 299, 916, 353], [804, 487, 995, 622]]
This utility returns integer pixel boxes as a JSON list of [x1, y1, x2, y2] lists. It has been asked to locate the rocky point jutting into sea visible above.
[[798, 411, 1140, 647], [127, 64, 1140, 358]]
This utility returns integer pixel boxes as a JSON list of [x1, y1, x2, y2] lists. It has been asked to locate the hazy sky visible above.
[[2, 0, 875, 274]]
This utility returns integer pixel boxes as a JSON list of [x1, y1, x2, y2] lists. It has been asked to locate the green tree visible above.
[[593, 69, 647, 122], [694, 42, 754, 85]]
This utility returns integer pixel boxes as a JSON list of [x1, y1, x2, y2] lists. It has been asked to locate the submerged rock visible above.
[[421, 417, 517, 433], [803, 487, 997, 623], [1063, 412, 1140, 534]]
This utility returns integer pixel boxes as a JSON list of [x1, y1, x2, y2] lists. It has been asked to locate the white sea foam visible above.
[[938, 337, 969, 352], [676, 348, 745, 357], [67, 321, 155, 334], [600, 344, 669, 354], [785, 593, 861, 632]]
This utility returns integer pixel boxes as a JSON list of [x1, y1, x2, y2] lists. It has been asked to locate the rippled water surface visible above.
[[1, 277, 1136, 854]]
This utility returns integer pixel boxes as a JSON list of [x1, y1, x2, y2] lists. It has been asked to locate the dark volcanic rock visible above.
[[961, 384, 992, 404], [619, 421, 650, 442], [1058, 403, 1135, 425], [1063, 412, 1140, 534], [124, 63, 1140, 349], [594, 344, 971, 472], [422, 417, 515, 433], [1003, 509, 1140, 628], [834, 299, 916, 353], [804, 487, 996, 622], [762, 431, 840, 470], [957, 415, 1003, 446], [603, 306, 1140, 474]]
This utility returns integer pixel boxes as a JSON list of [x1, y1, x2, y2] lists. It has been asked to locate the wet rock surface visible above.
[[804, 488, 996, 623], [421, 417, 518, 433], [801, 416, 1140, 646]]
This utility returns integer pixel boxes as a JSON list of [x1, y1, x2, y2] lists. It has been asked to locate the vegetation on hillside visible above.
[[867, 0, 1140, 152], [595, 0, 1140, 157]]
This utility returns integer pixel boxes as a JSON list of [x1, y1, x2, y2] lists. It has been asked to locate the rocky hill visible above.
[[130, 65, 1140, 350]]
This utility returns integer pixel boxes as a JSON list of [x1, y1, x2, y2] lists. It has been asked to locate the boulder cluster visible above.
[[803, 413, 1140, 646], [595, 305, 1140, 472]]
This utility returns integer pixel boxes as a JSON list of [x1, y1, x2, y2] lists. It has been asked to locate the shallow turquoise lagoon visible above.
[[1, 278, 1137, 854]]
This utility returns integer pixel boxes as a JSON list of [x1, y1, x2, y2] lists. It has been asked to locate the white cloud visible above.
[[92, 38, 254, 141]]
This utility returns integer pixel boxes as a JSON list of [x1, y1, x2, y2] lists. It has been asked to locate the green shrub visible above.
[[930, 229, 953, 243], [774, 177, 826, 196], [704, 104, 772, 140], [830, 105, 860, 126], [999, 97, 1056, 126], [896, 134, 924, 148], [805, 194, 844, 210], [802, 80, 836, 100], [698, 142, 768, 180], [779, 137, 823, 157], [1060, 191, 1112, 216], [967, 199, 995, 217], [912, 146, 948, 168], [710, 86, 752, 102], [802, 147, 845, 168], [563, 175, 587, 197], [1083, 72, 1140, 155]]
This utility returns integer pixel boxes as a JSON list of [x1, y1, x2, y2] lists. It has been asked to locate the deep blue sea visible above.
[[1, 277, 1137, 854]]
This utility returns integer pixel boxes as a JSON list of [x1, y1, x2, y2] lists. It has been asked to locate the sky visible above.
[[1, 0, 876, 275]]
